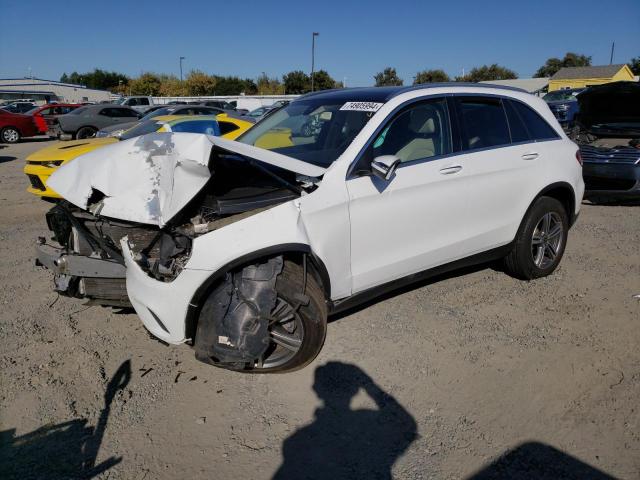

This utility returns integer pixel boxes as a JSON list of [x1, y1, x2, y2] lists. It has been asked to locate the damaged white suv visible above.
[[38, 85, 584, 372]]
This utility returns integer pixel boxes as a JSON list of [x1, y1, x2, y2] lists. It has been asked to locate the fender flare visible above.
[[184, 243, 331, 341], [532, 181, 577, 226]]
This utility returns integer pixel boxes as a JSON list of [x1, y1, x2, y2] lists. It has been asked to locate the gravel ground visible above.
[[1, 139, 639, 479]]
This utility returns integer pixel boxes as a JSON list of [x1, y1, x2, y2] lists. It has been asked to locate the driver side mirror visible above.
[[371, 155, 400, 182]]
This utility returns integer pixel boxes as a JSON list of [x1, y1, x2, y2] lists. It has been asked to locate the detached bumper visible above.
[[36, 241, 129, 305], [122, 239, 212, 344], [583, 162, 640, 198]]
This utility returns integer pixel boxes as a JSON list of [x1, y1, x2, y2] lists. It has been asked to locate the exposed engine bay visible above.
[[37, 147, 315, 306]]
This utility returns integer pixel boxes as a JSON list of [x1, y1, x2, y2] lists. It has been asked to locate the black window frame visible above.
[[347, 95, 457, 178]]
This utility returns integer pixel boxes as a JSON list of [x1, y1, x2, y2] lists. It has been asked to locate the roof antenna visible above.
[[609, 41, 615, 65]]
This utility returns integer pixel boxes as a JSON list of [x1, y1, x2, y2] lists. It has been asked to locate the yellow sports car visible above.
[[24, 114, 253, 199]]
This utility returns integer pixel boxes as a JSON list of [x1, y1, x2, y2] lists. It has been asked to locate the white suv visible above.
[[41, 84, 584, 373]]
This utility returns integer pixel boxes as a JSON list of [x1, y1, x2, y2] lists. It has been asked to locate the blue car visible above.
[[543, 88, 585, 128]]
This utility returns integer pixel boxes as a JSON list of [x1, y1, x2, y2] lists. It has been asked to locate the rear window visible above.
[[219, 121, 240, 135], [511, 100, 559, 140], [457, 97, 510, 150], [170, 119, 220, 136]]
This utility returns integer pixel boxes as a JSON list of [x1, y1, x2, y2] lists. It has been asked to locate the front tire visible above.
[[504, 196, 569, 280], [1, 127, 20, 143], [198, 259, 327, 373], [76, 126, 97, 139]]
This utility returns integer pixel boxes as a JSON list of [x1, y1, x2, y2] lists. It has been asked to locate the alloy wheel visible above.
[[254, 296, 305, 369], [531, 212, 564, 269]]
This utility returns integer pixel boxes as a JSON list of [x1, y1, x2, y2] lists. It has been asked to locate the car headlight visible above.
[[108, 129, 126, 138]]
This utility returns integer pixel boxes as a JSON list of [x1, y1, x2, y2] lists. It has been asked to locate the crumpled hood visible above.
[[47, 132, 326, 227]]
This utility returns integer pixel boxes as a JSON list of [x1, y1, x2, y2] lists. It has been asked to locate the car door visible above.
[[448, 95, 559, 254], [347, 97, 479, 293]]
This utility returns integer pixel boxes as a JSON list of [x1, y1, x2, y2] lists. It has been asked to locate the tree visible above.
[[256, 73, 284, 94], [158, 75, 187, 97], [629, 57, 640, 75], [128, 73, 162, 96], [59, 69, 129, 91], [184, 70, 216, 96], [534, 52, 592, 78], [283, 70, 310, 94], [413, 69, 450, 84], [455, 64, 518, 82], [374, 67, 403, 86], [213, 76, 256, 95], [311, 70, 337, 90]]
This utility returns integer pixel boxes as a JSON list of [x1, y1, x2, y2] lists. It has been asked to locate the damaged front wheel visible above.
[[195, 259, 327, 373]]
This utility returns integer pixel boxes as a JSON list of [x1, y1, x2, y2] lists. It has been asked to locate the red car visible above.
[[0, 110, 39, 143], [27, 103, 82, 134]]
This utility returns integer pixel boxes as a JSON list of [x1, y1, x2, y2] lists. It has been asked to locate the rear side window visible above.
[[457, 97, 510, 150], [511, 100, 559, 140], [138, 98, 150, 105]]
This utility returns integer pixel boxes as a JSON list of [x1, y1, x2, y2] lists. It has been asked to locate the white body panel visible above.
[[92, 85, 583, 343]]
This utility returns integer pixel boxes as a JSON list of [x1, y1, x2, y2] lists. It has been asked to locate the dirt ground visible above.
[[1, 139, 639, 479]]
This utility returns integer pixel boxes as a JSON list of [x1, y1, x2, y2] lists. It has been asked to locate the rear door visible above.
[[448, 95, 560, 252]]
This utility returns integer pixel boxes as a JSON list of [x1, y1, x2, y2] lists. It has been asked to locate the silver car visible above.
[[48, 104, 141, 140]]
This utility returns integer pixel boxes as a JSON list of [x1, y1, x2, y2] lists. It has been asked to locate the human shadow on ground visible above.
[[0, 360, 131, 480], [468, 441, 617, 480], [273, 361, 417, 480]]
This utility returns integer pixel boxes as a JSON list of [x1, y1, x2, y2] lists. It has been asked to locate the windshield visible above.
[[119, 120, 162, 140], [238, 99, 379, 168], [141, 107, 175, 120]]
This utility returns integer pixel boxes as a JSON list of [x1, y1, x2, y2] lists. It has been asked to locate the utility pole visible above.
[[180, 56, 185, 81], [609, 42, 615, 65], [311, 32, 319, 92]]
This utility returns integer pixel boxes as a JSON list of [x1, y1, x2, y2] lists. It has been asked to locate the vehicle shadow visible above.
[[583, 198, 640, 207], [0, 155, 17, 164], [468, 441, 616, 479], [0, 360, 131, 480], [273, 361, 417, 479], [330, 262, 492, 322]]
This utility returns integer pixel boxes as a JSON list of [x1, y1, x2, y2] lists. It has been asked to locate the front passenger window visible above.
[[372, 99, 452, 163]]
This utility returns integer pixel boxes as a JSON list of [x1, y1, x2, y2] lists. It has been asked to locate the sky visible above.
[[1, 0, 638, 87]]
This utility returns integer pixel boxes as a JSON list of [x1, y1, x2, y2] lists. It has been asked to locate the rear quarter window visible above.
[[511, 100, 560, 140]]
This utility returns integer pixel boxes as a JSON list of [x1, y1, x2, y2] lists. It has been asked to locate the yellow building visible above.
[[548, 64, 635, 91]]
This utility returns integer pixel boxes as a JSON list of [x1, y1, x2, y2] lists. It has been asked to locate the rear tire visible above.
[[1, 127, 20, 143], [76, 126, 97, 139], [504, 196, 569, 280]]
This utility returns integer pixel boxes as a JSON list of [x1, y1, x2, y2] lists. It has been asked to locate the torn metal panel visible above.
[[47, 132, 326, 227]]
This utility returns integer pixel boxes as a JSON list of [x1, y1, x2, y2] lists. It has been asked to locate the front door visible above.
[[346, 97, 476, 293]]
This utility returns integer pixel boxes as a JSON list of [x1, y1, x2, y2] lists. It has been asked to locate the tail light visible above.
[[575, 150, 583, 166]]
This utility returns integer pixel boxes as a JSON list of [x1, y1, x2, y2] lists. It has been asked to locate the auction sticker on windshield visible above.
[[340, 102, 384, 112]]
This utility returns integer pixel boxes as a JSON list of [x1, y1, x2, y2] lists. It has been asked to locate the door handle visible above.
[[439, 165, 462, 175], [521, 152, 539, 161]]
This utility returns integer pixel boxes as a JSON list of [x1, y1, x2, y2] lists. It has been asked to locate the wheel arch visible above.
[[184, 243, 331, 342], [534, 182, 577, 226]]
